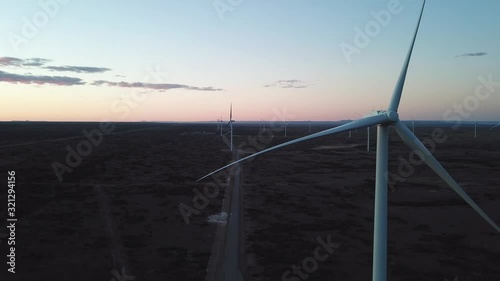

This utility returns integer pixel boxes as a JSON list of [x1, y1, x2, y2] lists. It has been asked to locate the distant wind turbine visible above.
[[284, 118, 288, 138], [345, 115, 352, 138], [474, 121, 477, 138], [228, 104, 234, 151], [197, 2, 500, 281]]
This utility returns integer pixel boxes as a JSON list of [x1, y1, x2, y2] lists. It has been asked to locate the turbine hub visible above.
[[384, 110, 399, 122]]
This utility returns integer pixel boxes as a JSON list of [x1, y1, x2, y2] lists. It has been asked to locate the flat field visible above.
[[0, 122, 499, 281]]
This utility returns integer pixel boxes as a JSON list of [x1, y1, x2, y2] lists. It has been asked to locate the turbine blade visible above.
[[489, 122, 500, 131], [388, 0, 426, 111], [393, 121, 500, 232], [197, 114, 389, 182]]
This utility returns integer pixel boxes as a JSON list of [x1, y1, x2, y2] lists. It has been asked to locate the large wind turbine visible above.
[[197, 1, 500, 280]]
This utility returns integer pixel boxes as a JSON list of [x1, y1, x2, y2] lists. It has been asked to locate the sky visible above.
[[1, 0, 499, 122]]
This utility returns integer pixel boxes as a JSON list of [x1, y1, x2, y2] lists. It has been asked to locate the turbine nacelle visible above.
[[384, 110, 399, 122], [364, 110, 398, 123]]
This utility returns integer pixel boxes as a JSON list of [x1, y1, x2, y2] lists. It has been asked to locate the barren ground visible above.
[[0, 122, 499, 281]]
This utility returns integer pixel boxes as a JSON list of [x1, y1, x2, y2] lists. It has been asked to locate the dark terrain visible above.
[[0, 122, 499, 281]]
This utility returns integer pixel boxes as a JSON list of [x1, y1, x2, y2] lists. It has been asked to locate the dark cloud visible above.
[[0, 57, 51, 67], [0, 70, 84, 86], [23, 58, 51, 66], [91, 80, 223, 91], [0, 57, 23, 66], [264, 79, 311, 88], [456, 52, 488, 57], [1, 56, 223, 91], [0, 57, 109, 73], [45, 66, 111, 73]]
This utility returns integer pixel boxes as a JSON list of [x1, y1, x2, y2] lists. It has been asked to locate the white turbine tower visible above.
[[197, 1, 500, 280], [345, 115, 352, 138], [220, 116, 223, 136], [284, 118, 288, 138], [308, 120, 312, 133], [228, 104, 234, 151], [356, 113, 371, 150]]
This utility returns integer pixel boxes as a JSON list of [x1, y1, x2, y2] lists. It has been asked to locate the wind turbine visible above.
[[345, 115, 352, 138], [308, 120, 312, 133], [197, 1, 500, 280], [284, 119, 288, 138], [227, 104, 234, 151], [356, 113, 370, 149], [220, 116, 223, 136], [474, 121, 477, 138]]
